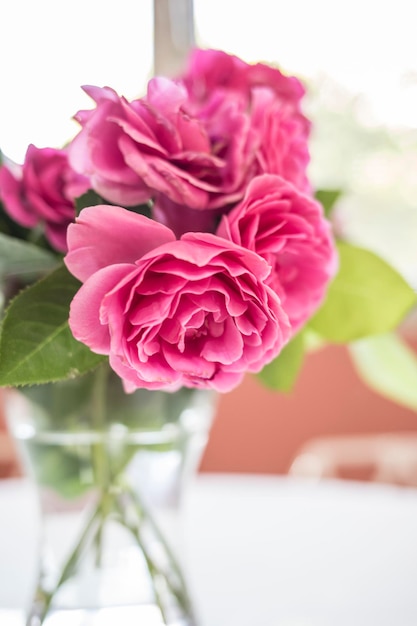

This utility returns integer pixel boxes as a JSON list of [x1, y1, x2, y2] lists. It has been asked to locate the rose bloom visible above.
[[64, 205, 290, 392], [217, 174, 338, 332], [68, 79, 258, 214], [68, 49, 311, 233], [180, 48, 312, 192], [0, 145, 89, 252], [180, 48, 306, 113]]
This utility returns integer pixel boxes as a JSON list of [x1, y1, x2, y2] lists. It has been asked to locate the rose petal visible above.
[[65, 205, 176, 282], [69, 264, 134, 353]]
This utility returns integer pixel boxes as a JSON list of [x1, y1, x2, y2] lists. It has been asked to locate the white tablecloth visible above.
[[1, 474, 417, 626]]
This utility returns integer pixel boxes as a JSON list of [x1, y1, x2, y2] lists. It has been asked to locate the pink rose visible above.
[[217, 175, 338, 331], [68, 49, 312, 231], [250, 88, 311, 193], [180, 48, 305, 107], [68, 79, 258, 216], [0, 145, 89, 251], [64, 205, 290, 392], [180, 48, 312, 192]]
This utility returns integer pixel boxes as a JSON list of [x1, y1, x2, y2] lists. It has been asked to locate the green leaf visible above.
[[128, 202, 152, 219], [75, 189, 105, 215], [303, 328, 326, 352], [75, 189, 152, 219], [0, 203, 32, 241], [0, 232, 58, 280], [257, 331, 305, 392], [315, 188, 342, 218], [0, 265, 105, 386], [349, 333, 417, 412], [309, 241, 417, 342]]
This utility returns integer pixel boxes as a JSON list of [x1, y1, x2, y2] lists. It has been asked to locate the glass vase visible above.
[[6, 364, 216, 626]]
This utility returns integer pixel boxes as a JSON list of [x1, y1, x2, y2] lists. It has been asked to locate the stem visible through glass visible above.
[[90, 363, 111, 566], [114, 485, 198, 626], [27, 363, 197, 625], [27, 498, 105, 624]]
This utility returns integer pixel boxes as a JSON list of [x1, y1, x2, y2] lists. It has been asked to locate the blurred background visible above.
[[0, 0, 416, 484]]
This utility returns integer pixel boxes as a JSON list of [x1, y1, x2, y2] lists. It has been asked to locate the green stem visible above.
[[116, 504, 169, 623], [115, 481, 197, 624], [91, 364, 109, 429], [31, 364, 114, 623], [90, 363, 110, 566], [113, 491, 180, 625], [29, 496, 108, 624], [127, 483, 192, 603]]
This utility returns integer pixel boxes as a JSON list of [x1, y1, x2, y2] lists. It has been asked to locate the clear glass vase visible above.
[[6, 364, 216, 626]]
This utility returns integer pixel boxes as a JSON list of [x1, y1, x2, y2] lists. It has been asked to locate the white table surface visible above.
[[1, 474, 417, 626]]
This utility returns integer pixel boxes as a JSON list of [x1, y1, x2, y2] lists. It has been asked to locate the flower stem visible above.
[[28, 498, 105, 624], [115, 481, 197, 625], [28, 365, 198, 625], [90, 363, 110, 566], [115, 496, 169, 623]]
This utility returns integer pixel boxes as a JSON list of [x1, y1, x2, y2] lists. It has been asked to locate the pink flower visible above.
[[64, 205, 290, 392], [68, 79, 258, 215], [180, 48, 312, 192], [68, 49, 312, 231], [180, 48, 306, 108], [0, 145, 89, 251], [217, 175, 338, 331], [250, 88, 311, 193]]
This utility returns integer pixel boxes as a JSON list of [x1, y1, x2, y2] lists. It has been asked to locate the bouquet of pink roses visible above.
[[0, 48, 415, 396], [2, 48, 416, 626]]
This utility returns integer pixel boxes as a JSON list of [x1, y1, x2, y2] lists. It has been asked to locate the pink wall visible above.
[[200, 338, 417, 479]]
